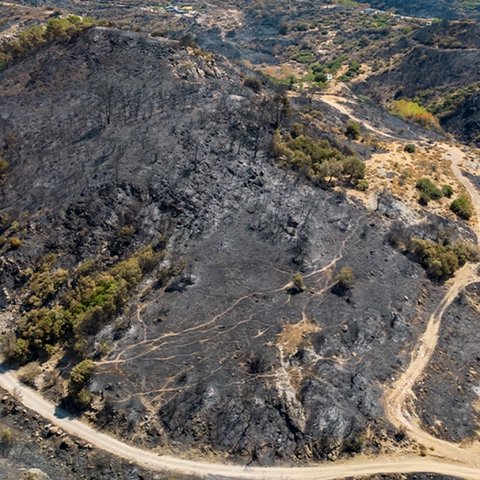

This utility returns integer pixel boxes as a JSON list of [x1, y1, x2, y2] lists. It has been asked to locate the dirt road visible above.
[[0, 102, 479, 478], [1, 364, 480, 479], [384, 142, 480, 465]]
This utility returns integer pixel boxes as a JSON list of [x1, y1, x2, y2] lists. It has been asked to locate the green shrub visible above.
[[68, 359, 95, 408], [345, 121, 361, 140], [418, 191, 431, 206], [272, 128, 364, 187], [12, 245, 165, 360], [442, 185, 454, 198], [411, 238, 478, 280], [356, 179, 369, 191], [416, 178, 443, 202], [293, 50, 315, 64], [450, 195, 473, 220], [0, 16, 104, 70], [2, 335, 30, 363], [18, 362, 42, 387], [391, 100, 439, 129], [243, 76, 262, 93], [404, 143, 416, 153], [290, 272, 305, 294], [334, 267, 354, 293], [342, 156, 365, 183], [8, 237, 22, 249], [0, 156, 8, 177], [340, 60, 362, 81], [69, 359, 95, 394], [0, 426, 13, 452]]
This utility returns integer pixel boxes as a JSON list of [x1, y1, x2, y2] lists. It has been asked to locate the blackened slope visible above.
[[0, 28, 433, 463], [360, 21, 480, 144]]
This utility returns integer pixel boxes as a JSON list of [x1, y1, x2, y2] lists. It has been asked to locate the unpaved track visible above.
[[0, 365, 480, 479], [0, 103, 479, 477], [384, 143, 480, 465]]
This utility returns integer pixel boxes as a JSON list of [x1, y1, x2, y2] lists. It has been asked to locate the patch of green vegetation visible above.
[[430, 83, 480, 117], [333, 266, 355, 294], [442, 185, 454, 198], [356, 179, 369, 191], [293, 50, 315, 64], [68, 359, 95, 408], [339, 60, 362, 81], [416, 177, 443, 204], [411, 238, 478, 280], [404, 143, 416, 154], [0, 15, 107, 71], [243, 75, 262, 93], [3, 244, 165, 362], [302, 62, 330, 87], [390, 100, 440, 129], [18, 362, 42, 387], [0, 155, 9, 182], [272, 126, 365, 187], [345, 121, 361, 140], [450, 194, 474, 220], [327, 55, 347, 75], [290, 272, 305, 294]]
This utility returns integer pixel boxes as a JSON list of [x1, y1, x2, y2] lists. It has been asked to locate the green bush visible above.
[[272, 128, 364, 187], [18, 362, 42, 387], [2, 335, 30, 363], [450, 195, 473, 220], [345, 121, 361, 140], [0, 156, 8, 177], [293, 50, 315, 64], [0, 16, 104, 70], [243, 76, 262, 93], [442, 185, 454, 198], [416, 178, 443, 202], [411, 238, 478, 280], [342, 156, 365, 183], [334, 267, 354, 293], [12, 245, 164, 360], [9, 237, 22, 249], [356, 179, 369, 191], [290, 272, 305, 294], [390, 100, 439, 129], [0, 426, 13, 452], [68, 359, 95, 394], [404, 143, 416, 153], [68, 359, 95, 408]]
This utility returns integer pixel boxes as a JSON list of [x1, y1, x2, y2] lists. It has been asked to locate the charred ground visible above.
[[0, 24, 455, 465], [0, 1, 479, 479]]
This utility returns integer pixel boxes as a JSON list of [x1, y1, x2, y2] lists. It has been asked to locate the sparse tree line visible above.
[[272, 125, 367, 189], [0, 15, 108, 71]]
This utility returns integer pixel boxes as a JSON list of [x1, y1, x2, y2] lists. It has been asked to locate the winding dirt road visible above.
[[1, 364, 480, 479], [1, 115, 479, 477], [384, 144, 480, 467]]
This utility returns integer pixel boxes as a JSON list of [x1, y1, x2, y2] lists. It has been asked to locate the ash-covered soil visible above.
[[414, 282, 480, 442], [0, 26, 449, 464]]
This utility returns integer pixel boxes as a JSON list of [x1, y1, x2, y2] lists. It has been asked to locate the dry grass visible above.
[[277, 313, 320, 357], [363, 141, 467, 218]]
